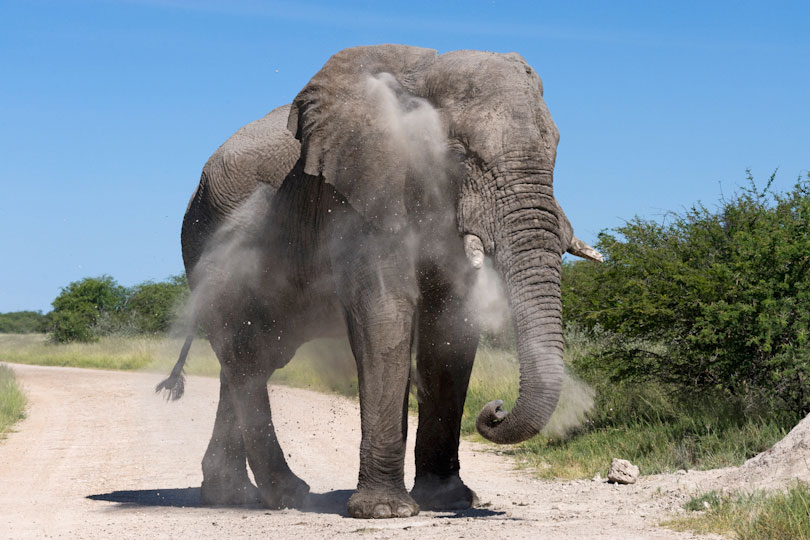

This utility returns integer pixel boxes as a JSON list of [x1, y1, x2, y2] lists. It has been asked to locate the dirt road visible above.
[[0, 363, 718, 539]]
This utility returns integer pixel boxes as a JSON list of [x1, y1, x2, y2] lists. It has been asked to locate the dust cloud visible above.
[[183, 186, 274, 328], [544, 367, 595, 438], [365, 72, 449, 187], [469, 260, 511, 334]]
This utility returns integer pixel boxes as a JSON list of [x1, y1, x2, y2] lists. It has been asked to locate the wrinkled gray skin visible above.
[[165, 45, 600, 519]]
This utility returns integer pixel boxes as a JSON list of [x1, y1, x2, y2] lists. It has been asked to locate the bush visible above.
[[125, 275, 189, 334], [48, 274, 190, 342], [0, 311, 49, 333], [50, 276, 127, 343], [563, 172, 810, 415]]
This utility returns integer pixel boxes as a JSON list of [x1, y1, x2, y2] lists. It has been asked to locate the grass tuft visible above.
[[667, 483, 810, 539], [0, 364, 27, 436]]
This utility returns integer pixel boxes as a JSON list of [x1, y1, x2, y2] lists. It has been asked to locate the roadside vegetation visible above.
[[0, 365, 26, 437], [0, 311, 48, 333], [48, 274, 190, 343], [0, 333, 356, 393], [563, 173, 810, 419], [1, 171, 808, 492], [666, 484, 810, 539], [462, 326, 793, 479]]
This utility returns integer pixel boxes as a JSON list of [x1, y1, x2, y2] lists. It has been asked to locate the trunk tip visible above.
[[476, 399, 509, 440]]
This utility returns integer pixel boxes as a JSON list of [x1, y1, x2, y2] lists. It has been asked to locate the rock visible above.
[[607, 458, 639, 484], [592, 472, 602, 482]]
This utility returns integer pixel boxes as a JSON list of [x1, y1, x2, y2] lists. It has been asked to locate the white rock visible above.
[[607, 458, 639, 484]]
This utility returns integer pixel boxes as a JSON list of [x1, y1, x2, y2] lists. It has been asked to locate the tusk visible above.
[[567, 236, 604, 262], [464, 234, 485, 269]]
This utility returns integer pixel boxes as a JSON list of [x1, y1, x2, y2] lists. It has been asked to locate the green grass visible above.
[[667, 483, 810, 539], [462, 344, 595, 440], [460, 330, 794, 479], [511, 382, 791, 479], [0, 364, 27, 436]]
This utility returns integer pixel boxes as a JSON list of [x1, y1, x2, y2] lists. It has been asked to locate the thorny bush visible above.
[[562, 171, 810, 416]]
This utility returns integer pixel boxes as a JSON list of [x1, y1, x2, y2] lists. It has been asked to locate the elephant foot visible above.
[[200, 476, 262, 506], [410, 473, 478, 511], [347, 488, 419, 519], [257, 472, 310, 510]]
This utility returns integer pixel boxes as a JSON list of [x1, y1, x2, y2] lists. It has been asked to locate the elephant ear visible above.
[[288, 45, 440, 232]]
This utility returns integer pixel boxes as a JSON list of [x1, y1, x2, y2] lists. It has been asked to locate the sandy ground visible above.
[[0, 363, 735, 539]]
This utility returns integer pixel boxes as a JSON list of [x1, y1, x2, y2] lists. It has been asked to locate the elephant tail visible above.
[[155, 333, 194, 400]]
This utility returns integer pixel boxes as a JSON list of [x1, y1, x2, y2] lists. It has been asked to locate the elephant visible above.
[[157, 44, 602, 519]]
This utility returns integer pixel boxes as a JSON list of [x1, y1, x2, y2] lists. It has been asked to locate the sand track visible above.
[[0, 363, 725, 539]]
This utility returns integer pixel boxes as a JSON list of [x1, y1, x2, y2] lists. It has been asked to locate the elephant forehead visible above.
[[425, 50, 544, 104]]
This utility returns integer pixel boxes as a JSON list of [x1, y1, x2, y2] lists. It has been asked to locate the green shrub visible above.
[[563, 172, 810, 415], [0, 311, 49, 333], [50, 275, 127, 343], [125, 275, 189, 334], [48, 274, 190, 342]]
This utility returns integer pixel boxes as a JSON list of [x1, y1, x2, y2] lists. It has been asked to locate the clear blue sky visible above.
[[1, 0, 808, 312]]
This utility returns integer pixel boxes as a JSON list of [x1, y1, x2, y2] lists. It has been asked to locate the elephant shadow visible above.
[[86, 488, 506, 518], [87, 488, 353, 515]]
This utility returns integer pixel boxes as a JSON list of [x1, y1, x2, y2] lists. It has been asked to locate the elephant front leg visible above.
[[344, 292, 420, 519], [411, 264, 480, 510], [200, 372, 261, 506]]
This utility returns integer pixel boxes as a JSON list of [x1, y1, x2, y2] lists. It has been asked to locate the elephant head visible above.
[[288, 44, 599, 445]]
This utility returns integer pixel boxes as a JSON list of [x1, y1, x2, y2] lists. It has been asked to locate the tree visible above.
[[563, 172, 810, 414], [126, 274, 189, 334], [50, 276, 127, 342]]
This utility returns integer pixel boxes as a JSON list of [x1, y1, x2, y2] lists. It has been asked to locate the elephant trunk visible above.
[[475, 169, 564, 444]]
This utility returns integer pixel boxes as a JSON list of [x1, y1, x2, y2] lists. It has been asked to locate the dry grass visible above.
[[0, 333, 219, 374], [0, 333, 357, 393], [0, 364, 26, 436]]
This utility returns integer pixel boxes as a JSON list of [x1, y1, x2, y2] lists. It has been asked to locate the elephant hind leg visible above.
[[203, 320, 310, 510], [200, 372, 261, 506], [223, 363, 310, 510]]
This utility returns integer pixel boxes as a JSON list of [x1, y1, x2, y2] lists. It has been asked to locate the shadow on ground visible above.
[[88, 488, 506, 518], [88, 488, 352, 515]]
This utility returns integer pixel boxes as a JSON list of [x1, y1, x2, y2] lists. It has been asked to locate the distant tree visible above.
[[0, 311, 49, 333], [126, 274, 189, 334], [50, 276, 127, 343], [563, 172, 810, 415]]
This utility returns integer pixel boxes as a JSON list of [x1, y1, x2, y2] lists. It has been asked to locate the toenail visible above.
[[372, 504, 392, 518]]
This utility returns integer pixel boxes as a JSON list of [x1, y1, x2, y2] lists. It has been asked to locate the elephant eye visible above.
[[446, 140, 467, 161]]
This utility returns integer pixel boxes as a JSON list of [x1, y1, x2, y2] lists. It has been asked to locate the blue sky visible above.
[[1, 0, 808, 312]]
